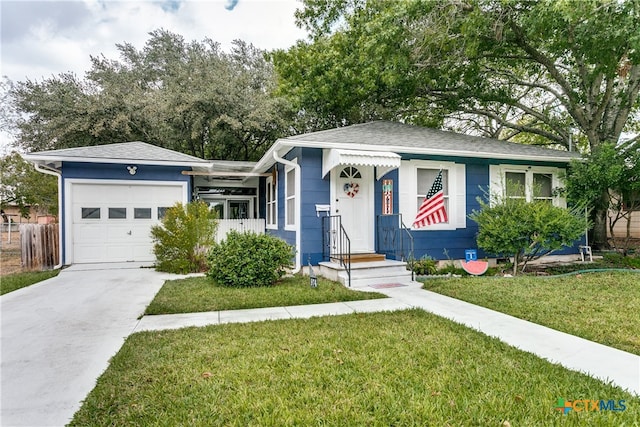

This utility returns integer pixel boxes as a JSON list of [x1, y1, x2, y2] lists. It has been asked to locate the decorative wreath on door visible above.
[[344, 182, 360, 198]]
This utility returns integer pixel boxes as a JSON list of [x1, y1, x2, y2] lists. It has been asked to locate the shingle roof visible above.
[[26, 141, 209, 165], [283, 121, 579, 161]]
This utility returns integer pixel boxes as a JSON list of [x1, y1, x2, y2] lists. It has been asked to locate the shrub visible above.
[[411, 256, 438, 275], [150, 201, 217, 274], [207, 231, 294, 287], [469, 193, 585, 275]]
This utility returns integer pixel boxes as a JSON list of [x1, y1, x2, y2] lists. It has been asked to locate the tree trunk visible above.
[[592, 193, 610, 249]]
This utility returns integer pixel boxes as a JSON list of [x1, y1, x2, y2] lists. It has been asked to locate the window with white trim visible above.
[[398, 160, 466, 231], [266, 173, 277, 228], [285, 163, 296, 228], [490, 165, 565, 207], [416, 168, 449, 223]]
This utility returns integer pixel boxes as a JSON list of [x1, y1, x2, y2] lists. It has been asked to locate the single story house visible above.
[[25, 121, 581, 282]]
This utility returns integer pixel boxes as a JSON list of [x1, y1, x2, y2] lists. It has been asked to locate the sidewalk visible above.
[[134, 281, 640, 396]]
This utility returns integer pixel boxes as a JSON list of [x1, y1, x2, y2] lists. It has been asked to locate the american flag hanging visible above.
[[413, 170, 448, 228]]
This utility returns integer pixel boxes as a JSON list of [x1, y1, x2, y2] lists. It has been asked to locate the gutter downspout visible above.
[[272, 151, 301, 274], [33, 163, 63, 270]]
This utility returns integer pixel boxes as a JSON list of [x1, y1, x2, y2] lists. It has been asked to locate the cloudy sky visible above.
[[1, 0, 307, 83], [0, 0, 307, 152]]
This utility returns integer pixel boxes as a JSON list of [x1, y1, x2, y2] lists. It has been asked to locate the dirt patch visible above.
[[1, 231, 24, 276]]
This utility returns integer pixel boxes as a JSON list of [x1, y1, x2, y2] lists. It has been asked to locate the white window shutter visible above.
[[452, 164, 466, 229], [489, 165, 502, 206], [398, 161, 414, 224]]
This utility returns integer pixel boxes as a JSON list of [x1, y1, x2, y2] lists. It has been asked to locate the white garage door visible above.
[[70, 182, 186, 263]]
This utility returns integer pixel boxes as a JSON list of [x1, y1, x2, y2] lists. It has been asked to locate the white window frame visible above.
[[266, 173, 277, 229], [489, 165, 566, 207], [398, 160, 466, 231], [284, 160, 297, 230]]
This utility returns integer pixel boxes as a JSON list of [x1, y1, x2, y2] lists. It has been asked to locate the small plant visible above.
[[602, 253, 640, 269], [207, 231, 294, 287], [437, 264, 467, 276], [150, 201, 217, 274], [411, 255, 438, 275]]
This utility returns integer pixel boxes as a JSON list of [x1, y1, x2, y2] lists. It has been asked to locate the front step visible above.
[[318, 259, 414, 288], [330, 253, 386, 264]]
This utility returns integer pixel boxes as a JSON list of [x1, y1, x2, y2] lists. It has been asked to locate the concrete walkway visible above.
[[135, 281, 640, 397], [0, 263, 183, 427]]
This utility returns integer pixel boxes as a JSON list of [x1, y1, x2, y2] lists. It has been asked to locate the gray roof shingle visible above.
[[27, 141, 209, 165], [284, 121, 579, 161]]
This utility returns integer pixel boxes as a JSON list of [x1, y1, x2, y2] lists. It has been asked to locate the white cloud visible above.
[[1, 0, 307, 82], [0, 0, 307, 152]]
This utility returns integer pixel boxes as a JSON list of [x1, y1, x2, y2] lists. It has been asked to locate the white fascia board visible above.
[[278, 139, 579, 164], [22, 154, 210, 168], [253, 141, 292, 172]]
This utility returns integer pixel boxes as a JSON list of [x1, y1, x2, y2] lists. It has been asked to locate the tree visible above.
[[0, 152, 58, 218], [469, 193, 585, 275], [278, 0, 640, 245], [565, 141, 640, 254], [150, 201, 218, 274], [9, 30, 295, 161]]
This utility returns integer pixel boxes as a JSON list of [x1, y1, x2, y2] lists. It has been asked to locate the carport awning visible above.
[[322, 149, 401, 180]]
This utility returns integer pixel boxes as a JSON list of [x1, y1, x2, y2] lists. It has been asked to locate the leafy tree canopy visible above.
[[276, 0, 640, 147], [9, 29, 295, 160], [565, 140, 640, 250], [0, 152, 58, 218]]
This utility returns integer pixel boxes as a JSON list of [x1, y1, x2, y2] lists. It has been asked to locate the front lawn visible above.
[[70, 310, 639, 426], [0, 269, 59, 295], [422, 272, 640, 355], [145, 274, 386, 315]]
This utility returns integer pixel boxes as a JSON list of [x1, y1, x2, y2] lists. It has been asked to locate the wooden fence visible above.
[[21, 224, 59, 270]]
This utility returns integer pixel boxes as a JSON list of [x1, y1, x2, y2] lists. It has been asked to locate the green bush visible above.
[[602, 253, 640, 269], [411, 256, 438, 275], [207, 231, 294, 287], [150, 201, 217, 274], [469, 191, 585, 275]]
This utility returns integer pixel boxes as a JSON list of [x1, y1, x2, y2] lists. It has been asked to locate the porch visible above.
[[316, 214, 416, 287]]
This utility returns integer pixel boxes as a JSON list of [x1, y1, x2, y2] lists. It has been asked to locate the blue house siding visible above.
[[261, 148, 579, 266], [299, 148, 330, 265], [389, 156, 487, 261]]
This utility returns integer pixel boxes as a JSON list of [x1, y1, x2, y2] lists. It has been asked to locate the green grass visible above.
[[70, 310, 639, 426], [145, 274, 386, 315], [0, 269, 59, 295], [422, 272, 640, 355]]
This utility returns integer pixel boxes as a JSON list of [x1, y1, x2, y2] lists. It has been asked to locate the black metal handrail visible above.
[[321, 215, 351, 287], [376, 214, 415, 280]]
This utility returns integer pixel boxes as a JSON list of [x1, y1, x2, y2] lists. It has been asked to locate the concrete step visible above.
[[318, 259, 414, 288]]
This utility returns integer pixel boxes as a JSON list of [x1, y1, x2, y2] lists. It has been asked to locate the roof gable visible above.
[[25, 141, 209, 166]]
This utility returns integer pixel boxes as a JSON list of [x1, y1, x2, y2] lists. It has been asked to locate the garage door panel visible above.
[[70, 182, 185, 264], [105, 245, 135, 262], [73, 244, 107, 263], [105, 225, 135, 243], [73, 224, 107, 241]]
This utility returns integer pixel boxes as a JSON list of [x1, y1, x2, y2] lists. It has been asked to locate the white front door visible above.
[[332, 166, 374, 253]]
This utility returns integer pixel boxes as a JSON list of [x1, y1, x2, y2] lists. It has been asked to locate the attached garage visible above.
[[67, 180, 187, 263], [24, 141, 209, 266]]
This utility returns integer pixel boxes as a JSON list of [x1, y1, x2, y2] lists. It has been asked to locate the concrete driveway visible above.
[[1, 263, 175, 427]]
